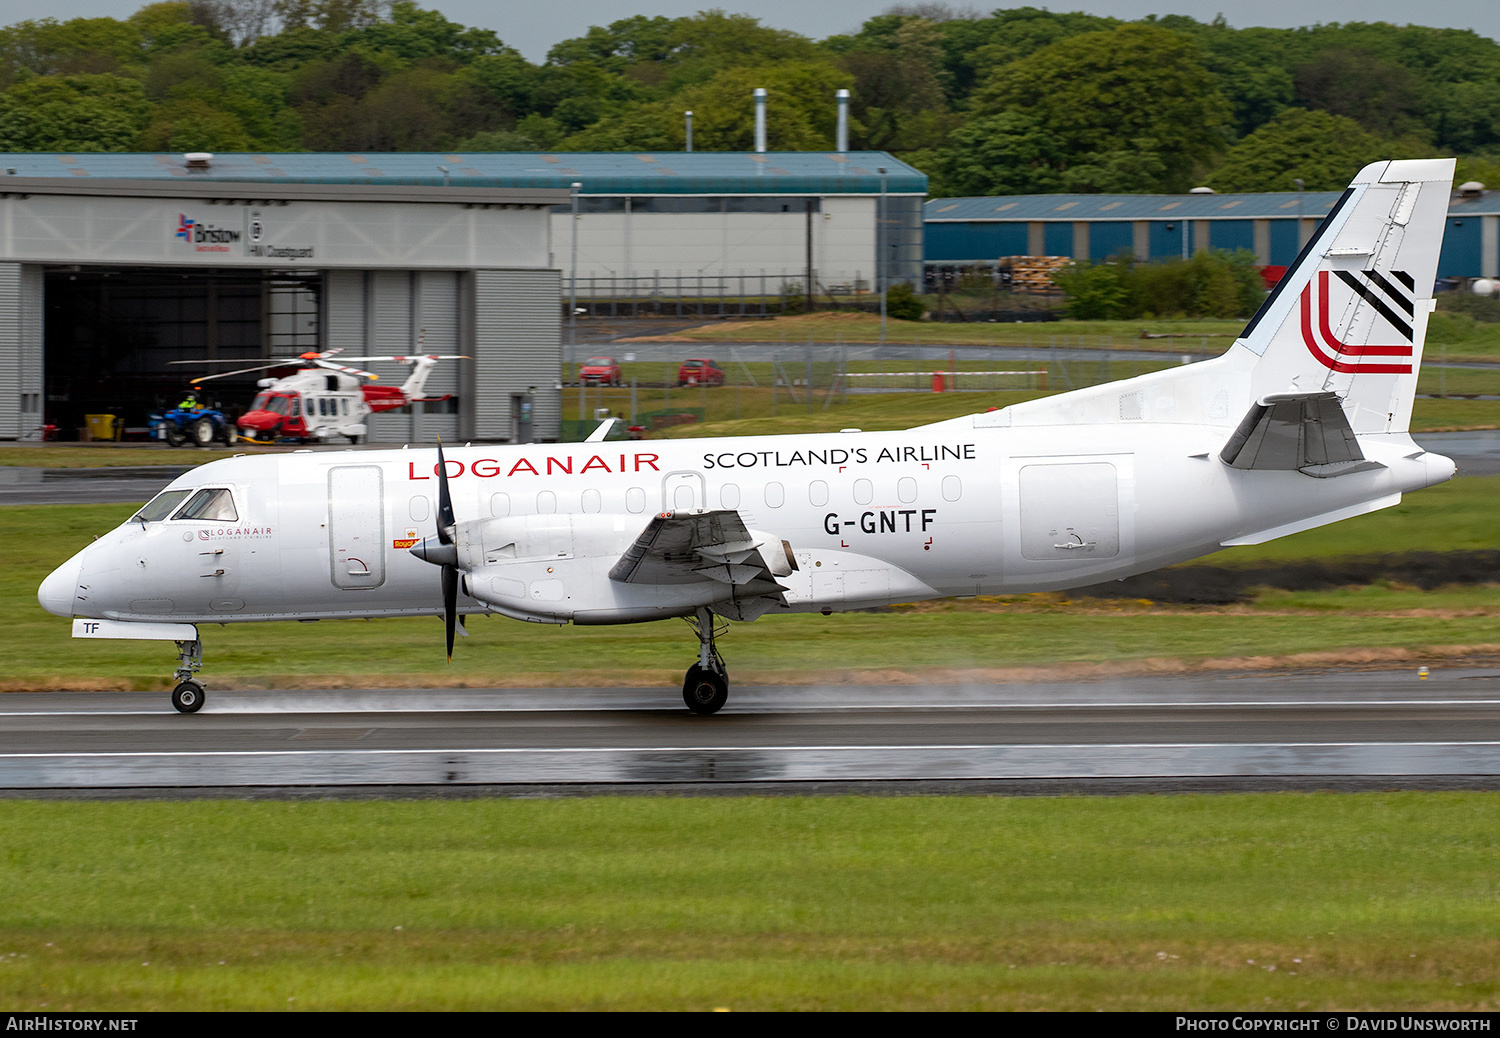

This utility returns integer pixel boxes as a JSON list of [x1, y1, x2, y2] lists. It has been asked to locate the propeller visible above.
[[410, 441, 462, 661], [436, 440, 459, 661]]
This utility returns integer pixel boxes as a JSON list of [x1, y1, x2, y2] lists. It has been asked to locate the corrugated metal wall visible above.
[[473, 269, 562, 442], [0, 263, 43, 440], [324, 269, 464, 443]]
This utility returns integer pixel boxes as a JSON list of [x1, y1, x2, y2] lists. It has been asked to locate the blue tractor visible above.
[[150, 399, 239, 448]]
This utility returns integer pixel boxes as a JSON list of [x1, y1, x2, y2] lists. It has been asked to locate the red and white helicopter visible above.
[[174, 348, 467, 444]]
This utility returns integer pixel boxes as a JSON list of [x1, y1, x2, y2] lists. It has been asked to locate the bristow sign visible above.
[[175, 213, 240, 253]]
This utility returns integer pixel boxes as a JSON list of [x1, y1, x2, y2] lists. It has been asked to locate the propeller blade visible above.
[[442, 564, 458, 662], [435, 441, 456, 546]]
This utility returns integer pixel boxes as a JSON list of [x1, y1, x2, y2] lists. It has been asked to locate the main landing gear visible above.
[[683, 608, 729, 715], [171, 638, 206, 714]]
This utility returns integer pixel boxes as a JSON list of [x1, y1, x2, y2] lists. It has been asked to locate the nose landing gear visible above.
[[683, 608, 729, 715], [171, 638, 205, 714]]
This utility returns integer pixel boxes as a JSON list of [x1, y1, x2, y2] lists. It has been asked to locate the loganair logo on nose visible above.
[[197, 527, 272, 540], [175, 213, 241, 252]]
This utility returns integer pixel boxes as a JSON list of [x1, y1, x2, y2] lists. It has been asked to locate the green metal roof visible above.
[[0, 151, 926, 196]]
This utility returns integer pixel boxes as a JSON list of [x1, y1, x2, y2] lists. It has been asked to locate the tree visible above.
[[0, 74, 152, 150], [954, 25, 1230, 194], [1205, 109, 1424, 193]]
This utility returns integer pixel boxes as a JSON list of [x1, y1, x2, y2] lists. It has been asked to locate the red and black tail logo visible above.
[[1299, 269, 1415, 375]]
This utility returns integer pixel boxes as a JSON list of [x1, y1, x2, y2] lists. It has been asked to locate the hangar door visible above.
[[0, 263, 43, 440], [41, 267, 320, 439]]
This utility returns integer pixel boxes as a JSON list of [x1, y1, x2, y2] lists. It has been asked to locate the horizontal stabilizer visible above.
[[1220, 392, 1368, 473]]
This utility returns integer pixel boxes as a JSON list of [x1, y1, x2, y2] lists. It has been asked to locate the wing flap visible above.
[[609, 510, 789, 602]]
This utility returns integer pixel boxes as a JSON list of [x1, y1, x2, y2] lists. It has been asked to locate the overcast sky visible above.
[[6, 1, 1498, 62]]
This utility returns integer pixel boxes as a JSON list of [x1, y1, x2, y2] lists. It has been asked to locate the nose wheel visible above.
[[682, 608, 729, 715], [170, 638, 206, 714]]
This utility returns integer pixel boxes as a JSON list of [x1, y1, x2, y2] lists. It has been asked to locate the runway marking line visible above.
[[6, 698, 1500, 718], [7, 740, 1500, 758]]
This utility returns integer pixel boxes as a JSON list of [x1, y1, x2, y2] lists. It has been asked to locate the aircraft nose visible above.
[[38, 551, 84, 618]]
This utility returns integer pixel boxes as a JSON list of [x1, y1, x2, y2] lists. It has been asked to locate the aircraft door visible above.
[[662, 472, 705, 512], [1018, 462, 1120, 560], [328, 465, 386, 589]]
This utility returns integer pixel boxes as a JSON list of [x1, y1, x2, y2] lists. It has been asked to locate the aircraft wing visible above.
[[609, 509, 791, 601]]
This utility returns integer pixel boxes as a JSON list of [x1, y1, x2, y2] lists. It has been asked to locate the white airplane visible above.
[[39, 159, 1459, 715]]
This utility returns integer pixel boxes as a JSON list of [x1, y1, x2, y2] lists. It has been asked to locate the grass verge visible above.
[[1, 795, 1498, 1010]]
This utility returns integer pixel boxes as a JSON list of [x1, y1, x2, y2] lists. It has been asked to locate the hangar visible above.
[[924, 185, 1500, 281], [0, 150, 922, 444]]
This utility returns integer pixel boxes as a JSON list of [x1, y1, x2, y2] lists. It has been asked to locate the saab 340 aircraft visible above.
[[39, 159, 1459, 714]]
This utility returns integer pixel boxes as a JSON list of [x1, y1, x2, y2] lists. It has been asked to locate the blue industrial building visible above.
[[924, 187, 1500, 280]]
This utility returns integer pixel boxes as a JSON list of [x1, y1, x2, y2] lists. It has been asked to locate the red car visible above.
[[677, 358, 725, 386], [579, 356, 622, 386]]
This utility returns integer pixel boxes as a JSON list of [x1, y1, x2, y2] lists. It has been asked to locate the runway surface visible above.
[[5, 669, 1500, 792]]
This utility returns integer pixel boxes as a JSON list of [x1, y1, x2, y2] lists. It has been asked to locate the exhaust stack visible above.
[[836, 89, 849, 152], [754, 88, 767, 153]]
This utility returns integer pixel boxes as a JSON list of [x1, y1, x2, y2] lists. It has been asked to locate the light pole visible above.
[[1293, 177, 1306, 247], [878, 166, 887, 345], [569, 181, 581, 375]]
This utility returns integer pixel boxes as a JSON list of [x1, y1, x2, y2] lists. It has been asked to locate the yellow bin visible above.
[[84, 414, 118, 441]]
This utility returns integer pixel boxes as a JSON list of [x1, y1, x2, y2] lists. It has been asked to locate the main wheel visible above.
[[171, 680, 205, 714], [192, 417, 215, 447], [682, 664, 728, 715]]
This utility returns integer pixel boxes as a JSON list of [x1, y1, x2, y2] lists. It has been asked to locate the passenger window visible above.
[[809, 480, 828, 506], [410, 496, 430, 522], [131, 489, 191, 524], [582, 489, 601, 513], [537, 491, 557, 514], [490, 493, 510, 517], [853, 479, 873, 505], [898, 477, 917, 503], [720, 483, 740, 509], [765, 482, 784, 508], [626, 487, 645, 513], [173, 488, 238, 522], [942, 475, 962, 502]]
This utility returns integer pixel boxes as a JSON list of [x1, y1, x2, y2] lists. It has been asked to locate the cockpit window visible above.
[[131, 489, 192, 524], [173, 488, 239, 522]]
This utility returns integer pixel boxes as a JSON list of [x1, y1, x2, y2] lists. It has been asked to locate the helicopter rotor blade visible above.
[[312, 359, 380, 380], [188, 363, 292, 383]]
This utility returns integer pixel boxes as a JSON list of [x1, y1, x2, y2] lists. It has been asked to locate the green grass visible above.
[[1, 795, 1498, 1009], [655, 311, 1248, 348], [1198, 476, 1500, 566], [0, 445, 253, 468], [4, 483, 1497, 689], [566, 384, 1500, 438]]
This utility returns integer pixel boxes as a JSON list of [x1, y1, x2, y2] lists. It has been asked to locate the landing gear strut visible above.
[[171, 638, 205, 714], [682, 608, 729, 715]]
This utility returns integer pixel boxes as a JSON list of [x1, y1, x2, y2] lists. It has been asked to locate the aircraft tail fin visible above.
[[1233, 158, 1455, 435]]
